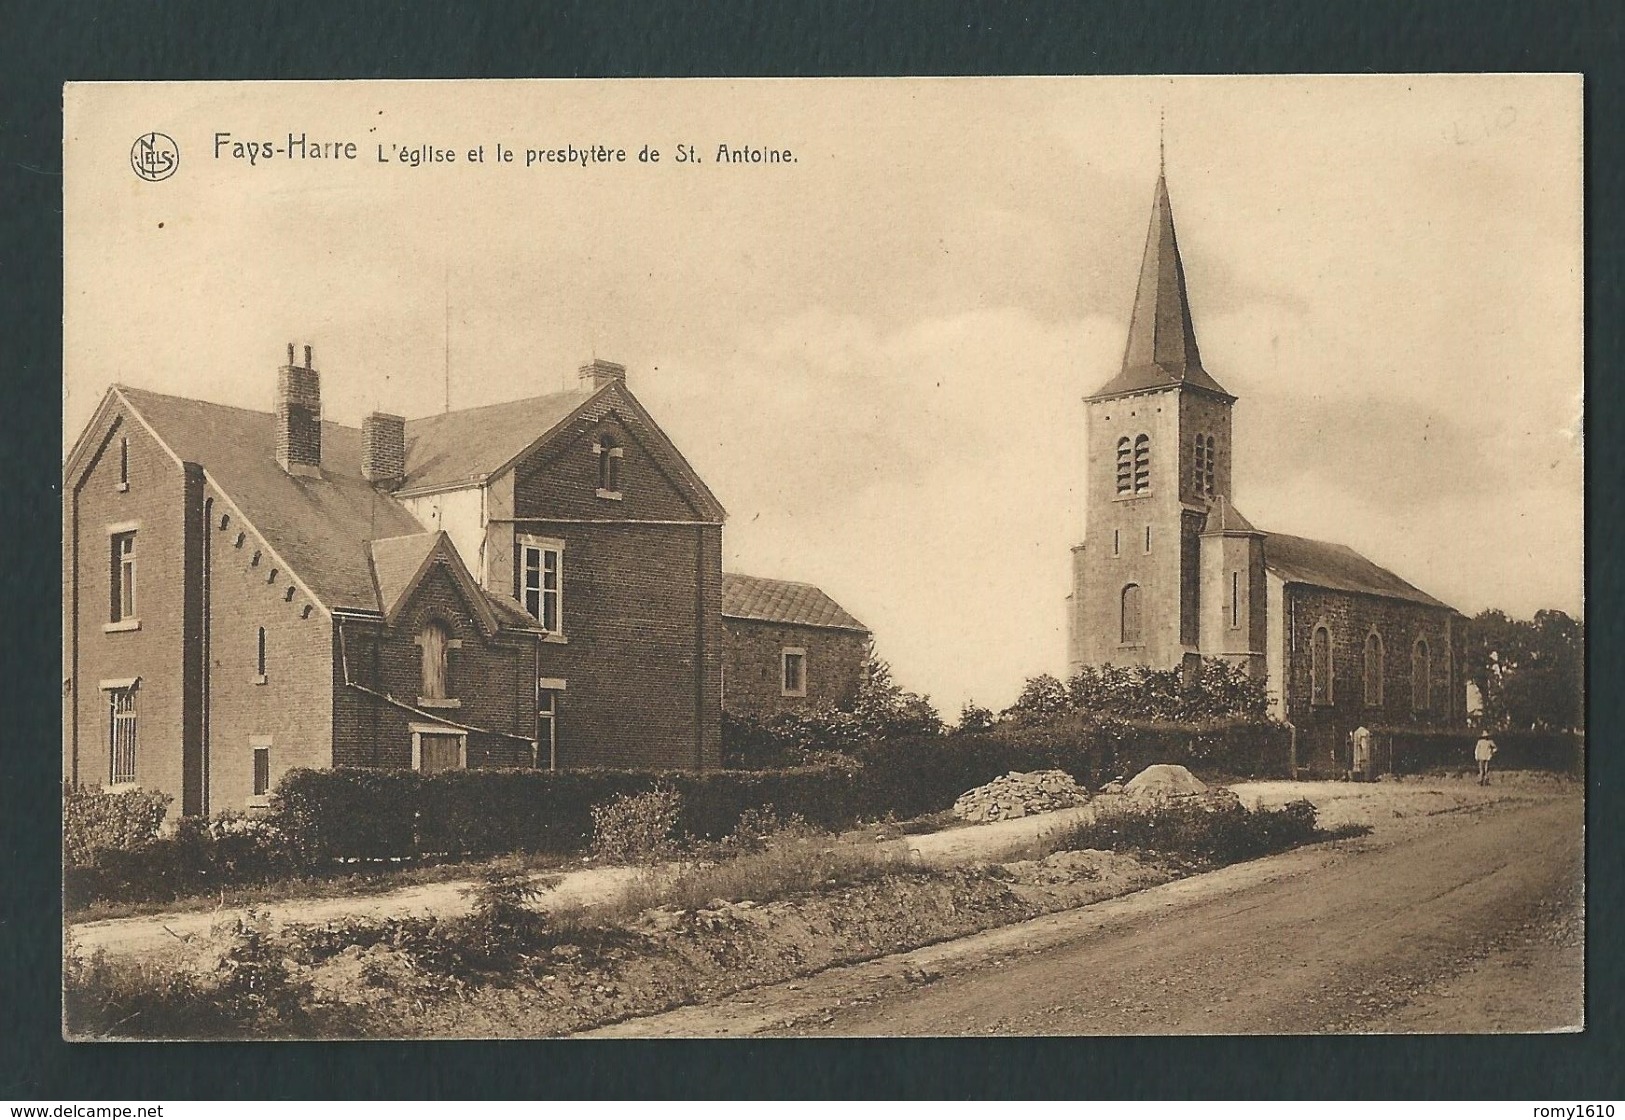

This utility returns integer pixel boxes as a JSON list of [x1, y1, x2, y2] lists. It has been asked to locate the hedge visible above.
[[65, 717, 1289, 905], [63, 786, 171, 867], [1375, 727, 1583, 775]]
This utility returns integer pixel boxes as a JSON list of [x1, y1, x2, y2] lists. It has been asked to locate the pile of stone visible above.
[[1110, 764, 1242, 812], [952, 769, 1090, 823]]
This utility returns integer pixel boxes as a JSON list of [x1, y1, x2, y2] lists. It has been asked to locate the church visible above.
[[1068, 168, 1468, 772]]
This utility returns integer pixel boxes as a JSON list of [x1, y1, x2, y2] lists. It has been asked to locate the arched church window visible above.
[[1412, 638, 1431, 713], [1115, 437, 1132, 494], [1132, 434, 1150, 493], [1364, 631, 1385, 707], [1120, 584, 1142, 645], [1311, 625, 1332, 706]]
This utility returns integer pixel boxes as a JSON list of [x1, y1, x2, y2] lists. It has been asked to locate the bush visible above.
[[64, 786, 171, 867], [590, 785, 683, 864], [1054, 798, 1326, 864], [64, 812, 298, 910]]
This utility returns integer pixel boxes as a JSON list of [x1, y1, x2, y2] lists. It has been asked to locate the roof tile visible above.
[[722, 573, 868, 632]]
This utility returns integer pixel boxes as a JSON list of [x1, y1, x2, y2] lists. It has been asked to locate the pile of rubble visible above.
[[1102, 764, 1242, 812], [952, 769, 1090, 823]]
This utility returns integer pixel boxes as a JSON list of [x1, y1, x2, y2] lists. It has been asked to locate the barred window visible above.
[[108, 687, 137, 786]]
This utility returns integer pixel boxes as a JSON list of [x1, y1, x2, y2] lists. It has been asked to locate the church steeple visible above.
[[1088, 168, 1233, 402]]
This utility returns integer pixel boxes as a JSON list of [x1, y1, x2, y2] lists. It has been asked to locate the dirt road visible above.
[[584, 791, 1583, 1036]]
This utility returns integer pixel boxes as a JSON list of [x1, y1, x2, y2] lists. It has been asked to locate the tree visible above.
[[852, 645, 943, 738], [1001, 673, 1073, 725], [1466, 608, 1584, 730], [956, 701, 995, 734]]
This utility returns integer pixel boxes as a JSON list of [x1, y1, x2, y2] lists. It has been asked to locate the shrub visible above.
[[1053, 798, 1326, 864], [590, 785, 683, 864], [1374, 727, 1583, 775], [64, 786, 171, 867]]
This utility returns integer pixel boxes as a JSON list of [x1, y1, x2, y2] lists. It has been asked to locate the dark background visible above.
[[2, 0, 1620, 1099]]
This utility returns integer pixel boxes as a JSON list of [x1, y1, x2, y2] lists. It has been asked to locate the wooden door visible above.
[[420, 733, 463, 773]]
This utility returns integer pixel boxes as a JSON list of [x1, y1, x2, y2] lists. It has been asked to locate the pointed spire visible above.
[[1088, 165, 1233, 402], [1123, 171, 1204, 380]]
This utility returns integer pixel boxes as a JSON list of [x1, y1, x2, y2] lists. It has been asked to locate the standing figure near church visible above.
[[1474, 729, 1498, 786]]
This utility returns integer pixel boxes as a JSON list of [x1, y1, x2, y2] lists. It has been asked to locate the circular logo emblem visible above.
[[130, 132, 179, 182]]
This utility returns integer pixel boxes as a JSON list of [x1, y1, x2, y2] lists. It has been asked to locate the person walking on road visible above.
[[1474, 729, 1498, 785]]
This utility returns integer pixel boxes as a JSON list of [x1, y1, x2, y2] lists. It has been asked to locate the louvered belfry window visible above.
[[1132, 435, 1151, 493], [1115, 437, 1132, 494]]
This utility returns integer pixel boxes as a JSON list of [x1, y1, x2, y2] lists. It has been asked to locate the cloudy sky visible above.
[[65, 76, 1583, 716]]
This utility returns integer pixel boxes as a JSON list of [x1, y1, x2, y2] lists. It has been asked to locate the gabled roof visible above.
[[722, 573, 870, 633], [115, 386, 425, 613], [366, 530, 544, 636], [1201, 495, 1261, 535], [402, 387, 595, 492], [1089, 173, 1233, 403], [1262, 532, 1454, 611]]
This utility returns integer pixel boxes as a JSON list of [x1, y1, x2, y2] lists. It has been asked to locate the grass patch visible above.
[[67, 849, 576, 923]]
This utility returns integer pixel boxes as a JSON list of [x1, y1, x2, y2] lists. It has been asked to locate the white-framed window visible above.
[[107, 684, 138, 787], [108, 525, 139, 627], [781, 648, 807, 697], [250, 735, 272, 805], [594, 432, 624, 498], [410, 724, 468, 773], [518, 536, 564, 633]]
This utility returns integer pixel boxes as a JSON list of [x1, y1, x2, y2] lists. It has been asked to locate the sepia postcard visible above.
[[61, 76, 1583, 1039]]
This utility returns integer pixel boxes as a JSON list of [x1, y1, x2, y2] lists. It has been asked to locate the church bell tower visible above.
[[1068, 166, 1240, 673]]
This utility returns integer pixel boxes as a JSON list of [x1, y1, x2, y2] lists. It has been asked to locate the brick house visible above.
[[721, 574, 870, 718], [63, 349, 728, 815], [1068, 170, 1468, 771]]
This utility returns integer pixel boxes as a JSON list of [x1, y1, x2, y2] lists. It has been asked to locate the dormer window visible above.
[[594, 432, 624, 499]]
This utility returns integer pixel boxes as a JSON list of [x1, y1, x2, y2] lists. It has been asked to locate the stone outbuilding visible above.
[[721, 573, 870, 719]]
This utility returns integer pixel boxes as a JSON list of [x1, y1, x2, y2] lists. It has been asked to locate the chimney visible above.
[[362, 411, 406, 490], [578, 359, 627, 391], [275, 343, 322, 477]]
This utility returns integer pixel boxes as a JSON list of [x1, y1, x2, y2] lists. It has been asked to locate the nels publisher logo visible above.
[[130, 131, 179, 182]]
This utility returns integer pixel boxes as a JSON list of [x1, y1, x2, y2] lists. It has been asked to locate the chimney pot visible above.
[[362, 411, 407, 490], [578, 359, 627, 391], [275, 343, 323, 476]]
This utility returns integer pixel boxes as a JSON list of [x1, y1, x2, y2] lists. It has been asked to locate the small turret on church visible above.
[[1069, 169, 1249, 675]]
